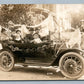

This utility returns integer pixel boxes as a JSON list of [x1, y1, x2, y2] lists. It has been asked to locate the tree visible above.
[[0, 4, 35, 27]]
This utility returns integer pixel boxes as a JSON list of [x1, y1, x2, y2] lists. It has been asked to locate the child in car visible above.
[[12, 29, 22, 42], [31, 34, 42, 44]]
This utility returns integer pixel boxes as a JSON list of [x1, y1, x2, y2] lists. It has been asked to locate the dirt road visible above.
[[0, 65, 84, 80]]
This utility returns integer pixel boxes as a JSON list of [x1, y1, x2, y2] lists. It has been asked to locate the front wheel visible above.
[[0, 50, 14, 72], [59, 52, 84, 79]]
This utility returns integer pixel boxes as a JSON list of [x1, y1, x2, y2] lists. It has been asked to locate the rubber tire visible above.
[[0, 50, 14, 72], [59, 52, 84, 79]]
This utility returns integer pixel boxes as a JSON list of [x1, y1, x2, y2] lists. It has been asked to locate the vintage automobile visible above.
[[0, 8, 84, 79]]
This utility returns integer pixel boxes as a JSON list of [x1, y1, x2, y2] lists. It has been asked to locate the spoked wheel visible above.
[[59, 52, 84, 79], [0, 50, 14, 72]]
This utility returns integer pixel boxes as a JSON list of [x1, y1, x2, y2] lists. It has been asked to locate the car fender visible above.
[[51, 48, 84, 66]]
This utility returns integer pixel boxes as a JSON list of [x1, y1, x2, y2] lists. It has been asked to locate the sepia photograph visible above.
[[0, 4, 84, 80]]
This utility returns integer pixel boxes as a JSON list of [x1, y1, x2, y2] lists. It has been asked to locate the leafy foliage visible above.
[[0, 4, 35, 27]]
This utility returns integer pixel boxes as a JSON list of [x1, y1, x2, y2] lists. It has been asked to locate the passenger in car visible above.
[[12, 30, 22, 42], [31, 34, 42, 44]]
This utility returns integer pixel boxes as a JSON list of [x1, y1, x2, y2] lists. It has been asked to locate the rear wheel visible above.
[[0, 50, 14, 72], [59, 52, 84, 79]]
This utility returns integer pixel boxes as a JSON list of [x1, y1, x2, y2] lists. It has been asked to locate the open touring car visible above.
[[0, 8, 84, 79]]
